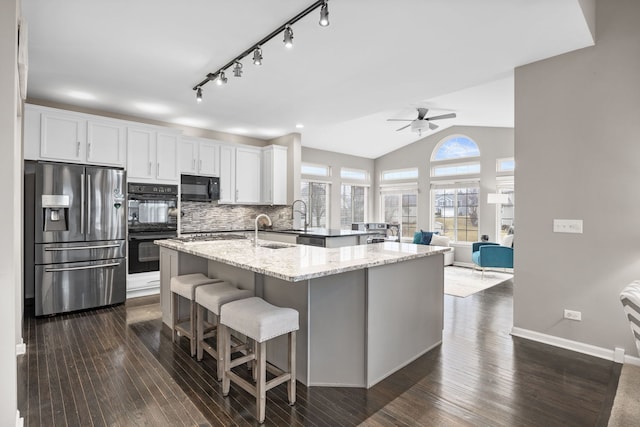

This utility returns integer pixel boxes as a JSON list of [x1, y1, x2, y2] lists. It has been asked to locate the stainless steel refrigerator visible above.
[[27, 161, 127, 316]]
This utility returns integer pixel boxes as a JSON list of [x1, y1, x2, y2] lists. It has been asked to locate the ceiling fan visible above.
[[387, 108, 456, 135]]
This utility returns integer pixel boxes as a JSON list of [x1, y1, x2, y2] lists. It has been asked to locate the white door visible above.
[[87, 120, 126, 167], [40, 112, 86, 162], [235, 147, 261, 204], [127, 127, 155, 180], [156, 133, 179, 182], [219, 145, 235, 203]]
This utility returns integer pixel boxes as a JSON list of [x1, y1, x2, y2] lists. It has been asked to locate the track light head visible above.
[[233, 61, 243, 77], [283, 25, 294, 48], [253, 46, 263, 65], [196, 87, 202, 103], [215, 71, 227, 85], [319, 1, 329, 27]]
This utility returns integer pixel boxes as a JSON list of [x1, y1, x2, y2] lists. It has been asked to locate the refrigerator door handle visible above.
[[44, 244, 121, 251], [80, 173, 85, 234], [87, 173, 91, 234], [45, 262, 121, 273]]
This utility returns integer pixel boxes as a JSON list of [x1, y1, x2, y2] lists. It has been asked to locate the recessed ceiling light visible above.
[[295, 123, 304, 129], [67, 90, 96, 101]]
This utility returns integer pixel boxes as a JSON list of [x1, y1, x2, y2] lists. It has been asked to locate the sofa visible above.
[[413, 231, 455, 266]]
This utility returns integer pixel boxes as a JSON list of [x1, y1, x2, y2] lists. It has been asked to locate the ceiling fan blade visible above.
[[428, 122, 439, 130], [386, 118, 413, 121], [417, 107, 429, 120], [396, 124, 411, 131], [427, 112, 457, 121]]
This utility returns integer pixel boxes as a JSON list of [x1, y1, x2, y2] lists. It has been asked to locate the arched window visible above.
[[431, 135, 480, 161], [430, 135, 481, 242]]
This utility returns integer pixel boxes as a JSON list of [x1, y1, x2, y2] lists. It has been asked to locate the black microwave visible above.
[[180, 175, 220, 202]]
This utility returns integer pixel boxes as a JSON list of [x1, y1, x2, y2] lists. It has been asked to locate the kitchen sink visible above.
[[259, 243, 295, 250]]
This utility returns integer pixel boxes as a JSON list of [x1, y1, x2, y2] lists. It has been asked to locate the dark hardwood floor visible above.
[[18, 279, 620, 426]]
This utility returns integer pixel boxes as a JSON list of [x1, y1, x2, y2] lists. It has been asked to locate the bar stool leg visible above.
[[196, 304, 205, 361], [189, 300, 197, 356], [171, 292, 178, 343], [256, 341, 267, 424], [288, 331, 296, 405], [221, 324, 231, 396]]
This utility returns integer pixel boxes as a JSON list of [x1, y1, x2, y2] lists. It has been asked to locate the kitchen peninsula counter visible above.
[[156, 239, 446, 388]]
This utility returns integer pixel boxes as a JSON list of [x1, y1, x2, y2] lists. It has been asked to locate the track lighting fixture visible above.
[[192, 0, 330, 99], [252, 47, 263, 66], [233, 61, 243, 77], [319, 1, 329, 27], [283, 25, 294, 48], [215, 71, 227, 85]]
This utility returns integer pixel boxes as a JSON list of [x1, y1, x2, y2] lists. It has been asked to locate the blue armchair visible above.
[[472, 242, 513, 278]]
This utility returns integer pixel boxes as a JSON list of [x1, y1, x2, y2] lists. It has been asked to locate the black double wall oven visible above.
[[127, 183, 178, 274]]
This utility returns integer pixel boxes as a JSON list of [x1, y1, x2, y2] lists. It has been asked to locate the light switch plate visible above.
[[553, 219, 583, 234]]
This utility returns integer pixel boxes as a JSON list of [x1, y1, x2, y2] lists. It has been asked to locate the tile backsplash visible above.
[[180, 202, 293, 233]]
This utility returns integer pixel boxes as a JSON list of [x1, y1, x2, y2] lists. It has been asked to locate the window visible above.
[[381, 190, 417, 239], [496, 180, 514, 240], [341, 168, 368, 181], [340, 185, 367, 229], [301, 181, 329, 228], [432, 184, 479, 242], [432, 162, 481, 177], [432, 135, 480, 161], [301, 162, 330, 177], [497, 157, 515, 173], [381, 168, 418, 181]]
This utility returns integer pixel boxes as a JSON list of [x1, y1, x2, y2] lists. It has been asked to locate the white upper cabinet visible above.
[[180, 137, 220, 176], [127, 127, 179, 183], [218, 145, 235, 204], [262, 145, 288, 205], [24, 104, 126, 167], [235, 146, 262, 204]]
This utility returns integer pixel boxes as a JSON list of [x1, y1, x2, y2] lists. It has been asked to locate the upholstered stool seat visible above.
[[170, 273, 223, 357], [195, 282, 253, 379], [220, 297, 299, 424]]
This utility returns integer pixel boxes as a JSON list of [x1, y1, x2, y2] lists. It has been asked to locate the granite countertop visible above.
[[156, 238, 449, 282], [268, 227, 382, 237]]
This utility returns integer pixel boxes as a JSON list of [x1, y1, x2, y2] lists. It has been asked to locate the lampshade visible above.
[[487, 193, 509, 204]]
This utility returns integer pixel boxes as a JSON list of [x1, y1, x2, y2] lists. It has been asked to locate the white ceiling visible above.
[[22, 0, 594, 159]]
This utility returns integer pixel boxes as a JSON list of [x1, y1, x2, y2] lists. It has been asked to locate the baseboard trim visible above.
[[16, 410, 23, 427], [16, 339, 26, 356], [511, 327, 640, 365]]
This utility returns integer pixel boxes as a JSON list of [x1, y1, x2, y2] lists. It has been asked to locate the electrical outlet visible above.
[[564, 309, 582, 321]]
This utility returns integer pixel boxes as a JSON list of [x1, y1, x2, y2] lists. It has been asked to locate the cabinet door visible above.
[[262, 146, 288, 205], [179, 138, 198, 174], [235, 147, 261, 204], [127, 127, 155, 180], [40, 112, 86, 162], [262, 149, 273, 204], [219, 145, 235, 203], [156, 133, 179, 182], [87, 120, 126, 166], [198, 141, 219, 176]]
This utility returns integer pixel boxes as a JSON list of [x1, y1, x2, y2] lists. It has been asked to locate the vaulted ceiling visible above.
[[23, 0, 594, 158]]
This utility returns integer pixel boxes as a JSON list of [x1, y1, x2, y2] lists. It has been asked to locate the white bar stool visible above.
[[220, 297, 299, 424], [170, 273, 223, 357], [195, 282, 253, 380]]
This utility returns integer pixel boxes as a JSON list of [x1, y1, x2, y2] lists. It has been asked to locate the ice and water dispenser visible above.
[[41, 194, 70, 232]]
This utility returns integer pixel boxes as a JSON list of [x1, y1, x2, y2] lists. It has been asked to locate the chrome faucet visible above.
[[254, 213, 272, 247], [291, 199, 309, 233]]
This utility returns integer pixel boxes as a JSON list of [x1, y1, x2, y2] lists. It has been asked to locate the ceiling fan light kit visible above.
[[193, 0, 329, 103], [387, 108, 457, 135]]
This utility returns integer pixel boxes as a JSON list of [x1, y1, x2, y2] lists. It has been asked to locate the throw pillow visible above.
[[430, 234, 450, 247], [500, 234, 514, 247], [420, 230, 434, 245]]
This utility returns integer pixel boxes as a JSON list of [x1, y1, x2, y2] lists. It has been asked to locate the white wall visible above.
[[374, 126, 514, 251], [514, 0, 640, 356], [1, 0, 21, 424], [301, 147, 375, 229]]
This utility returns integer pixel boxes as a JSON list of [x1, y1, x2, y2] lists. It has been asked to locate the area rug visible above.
[[608, 364, 640, 426], [444, 266, 513, 297]]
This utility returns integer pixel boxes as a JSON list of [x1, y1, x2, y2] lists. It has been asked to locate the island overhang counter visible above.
[[156, 238, 447, 388]]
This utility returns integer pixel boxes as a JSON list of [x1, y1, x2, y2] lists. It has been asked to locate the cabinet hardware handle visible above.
[[199, 159, 202, 171], [148, 162, 152, 175], [192, 159, 195, 170], [87, 142, 91, 158], [157, 162, 160, 176], [76, 141, 80, 157]]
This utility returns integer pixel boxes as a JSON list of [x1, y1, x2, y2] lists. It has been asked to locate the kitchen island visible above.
[[156, 238, 447, 388]]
